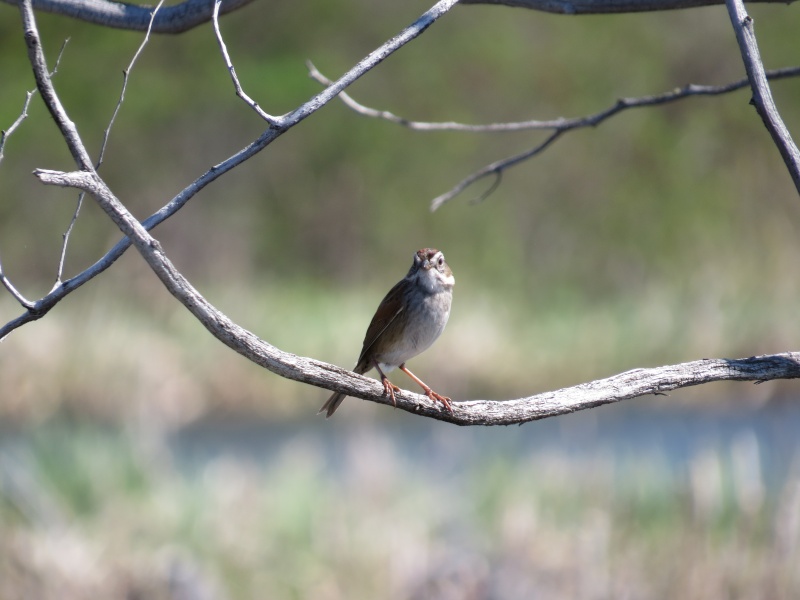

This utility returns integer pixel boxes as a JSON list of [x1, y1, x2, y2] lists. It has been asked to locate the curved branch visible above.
[[211, 0, 276, 123]]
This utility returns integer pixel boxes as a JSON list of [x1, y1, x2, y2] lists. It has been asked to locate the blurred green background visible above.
[[1, 0, 800, 597]]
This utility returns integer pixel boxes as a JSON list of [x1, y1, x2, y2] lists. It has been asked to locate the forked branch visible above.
[[1, 0, 459, 341]]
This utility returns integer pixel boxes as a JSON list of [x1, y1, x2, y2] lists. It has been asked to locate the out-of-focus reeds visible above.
[[1, 419, 798, 599]]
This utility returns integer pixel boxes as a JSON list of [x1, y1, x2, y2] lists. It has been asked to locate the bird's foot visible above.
[[381, 377, 401, 407], [425, 389, 453, 412]]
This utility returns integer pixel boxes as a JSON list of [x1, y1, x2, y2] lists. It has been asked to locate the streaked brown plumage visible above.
[[319, 248, 454, 418]]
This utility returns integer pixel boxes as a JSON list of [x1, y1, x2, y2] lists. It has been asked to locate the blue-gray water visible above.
[[168, 402, 800, 492]]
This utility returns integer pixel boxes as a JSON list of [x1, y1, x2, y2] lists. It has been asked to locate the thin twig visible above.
[[725, 0, 800, 193], [1, 39, 68, 299], [309, 63, 800, 133], [0, 38, 67, 165], [0, 262, 34, 310], [432, 130, 563, 210], [2, 0, 459, 341], [54, 1, 164, 285], [470, 170, 502, 205], [309, 62, 800, 208], [432, 68, 800, 209], [0, 91, 34, 166], [97, 0, 164, 171], [212, 0, 276, 124], [53, 197, 83, 287]]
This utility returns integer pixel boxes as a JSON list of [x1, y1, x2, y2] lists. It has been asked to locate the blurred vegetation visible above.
[[2, 1, 800, 596], [1, 420, 799, 599], [1, 0, 800, 421]]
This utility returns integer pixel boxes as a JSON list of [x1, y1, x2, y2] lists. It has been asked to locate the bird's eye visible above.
[[438, 256, 444, 266]]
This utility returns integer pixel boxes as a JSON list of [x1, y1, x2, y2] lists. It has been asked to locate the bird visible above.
[[319, 248, 454, 418]]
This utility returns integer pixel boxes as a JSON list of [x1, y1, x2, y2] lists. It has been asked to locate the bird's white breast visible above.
[[376, 289, 452, 370]]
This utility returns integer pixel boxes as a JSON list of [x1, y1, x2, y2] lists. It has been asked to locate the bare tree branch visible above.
[[309, 63, 800, 209], [0, 39, 67, 166], [2, 0, 795, 32], [0, 92, 35, 167], [310, 63, 800, 134], [1, 0, 459, 341], [0, 264, 35, 310], [211, 0, 276, 124], [1, 40, 68, 296], [725, 0, 800, 194], [54, 3, 162, 287], [433, 130, 564, 210], [98, 0, 163, 170]]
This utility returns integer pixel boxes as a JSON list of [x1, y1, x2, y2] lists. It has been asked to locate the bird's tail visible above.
[[318, 392, 346, 418], [318, 361, 369, 418]]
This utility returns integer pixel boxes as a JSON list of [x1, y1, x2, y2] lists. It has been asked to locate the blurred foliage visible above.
[[1, 0, 800, 418], [1, 421, 799, 599]]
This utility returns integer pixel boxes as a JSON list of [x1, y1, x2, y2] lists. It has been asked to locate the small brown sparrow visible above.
[[319, 248, 454, 418]]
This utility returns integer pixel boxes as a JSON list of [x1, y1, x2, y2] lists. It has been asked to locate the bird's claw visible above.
[[382, 378, 401, 407], [427, 390, 453, 413]]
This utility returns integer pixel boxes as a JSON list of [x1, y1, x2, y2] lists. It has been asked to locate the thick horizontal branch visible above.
[[447, 353, 800, 425], [461, 0, 795, 14], [1, 0, 795, 33]]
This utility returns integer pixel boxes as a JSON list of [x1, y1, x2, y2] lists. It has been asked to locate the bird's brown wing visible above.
[[356, 279, 405, 368]]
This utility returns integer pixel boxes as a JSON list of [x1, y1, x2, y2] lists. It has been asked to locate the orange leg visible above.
[[399, 364, 453, 412], [374, 361, 401, 407]]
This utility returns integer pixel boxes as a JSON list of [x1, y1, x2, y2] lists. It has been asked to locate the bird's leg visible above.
[[373, 361, 401, 407], [399, 364, 453, 412]]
